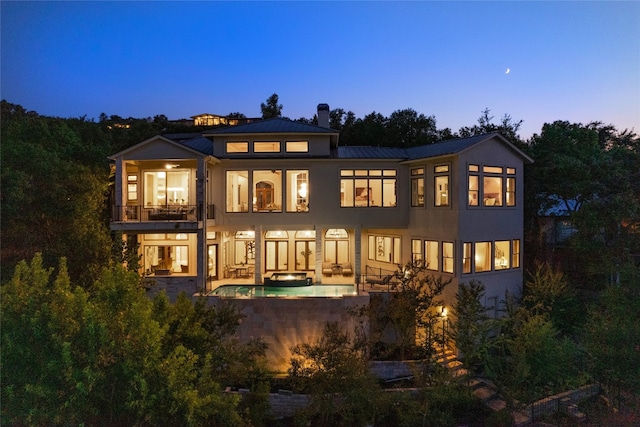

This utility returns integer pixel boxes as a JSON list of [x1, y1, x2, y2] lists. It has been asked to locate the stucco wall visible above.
[[202, 294, 370, 373]]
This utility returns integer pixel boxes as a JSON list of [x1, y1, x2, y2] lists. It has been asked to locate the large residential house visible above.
[[109, 104, 533, 313]]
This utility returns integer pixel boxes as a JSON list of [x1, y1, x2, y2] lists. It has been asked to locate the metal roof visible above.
[[203, 118, 338, 135], [337, 146, 408, 159], [181, 136, 214, 156], [406, 133, 498, 160]]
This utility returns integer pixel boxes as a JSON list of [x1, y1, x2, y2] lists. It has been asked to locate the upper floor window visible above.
[[340, 169, 397, 208], [468, 164, 518, 208], [411, 168, 424, 207], [462, 242, 472, 274], [286, 141, 309, 152], [254, 141, 280, 153], [434, 165, 449, 207], [127, 175, 138, 201], [143, 170, 189, 208], [253, 170, 282, 212], [286, 170, 309, 212], [226, 170, 249, 212], [226, 142, 248, 153], [512, 239, 521, 268]]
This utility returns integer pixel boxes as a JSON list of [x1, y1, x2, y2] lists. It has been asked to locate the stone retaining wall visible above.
[[203, 294, 370, 372]]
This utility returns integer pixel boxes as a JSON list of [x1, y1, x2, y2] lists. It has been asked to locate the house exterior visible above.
[[109, 104, 533, 314]]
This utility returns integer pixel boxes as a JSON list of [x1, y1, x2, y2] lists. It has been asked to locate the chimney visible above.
[[317, 103, 330, 128]]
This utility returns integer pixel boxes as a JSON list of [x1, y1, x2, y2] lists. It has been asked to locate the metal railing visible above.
[[111, 204, 215, 222]]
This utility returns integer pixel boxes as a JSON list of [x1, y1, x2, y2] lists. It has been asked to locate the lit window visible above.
[[468, 175, 479, 206], [411, 168, 424, 207], [483, 166, 503, 174], [475, 242, 491, 272], [144, 245, 189, 274], [506, 177, 516, 206], [483, 176, 503, 206], [494, 241, 510, 270], [341, 169, 396, 208], [434, 165, 449, 207], [512, 239, 520, 268], [254, 141, 280, 153], [226, 142, 248, 153], [370, 234, 401, 263], [425, 240, 438, 271], [286, 170, 309, 212], [286, 141, 308, 152], [127, 175, 137, 201], [442, 242, 454, 273], [412, 239, 423, 262], [462, 243, 472, 274], [144, 170, 189, 208], [226, 170, 249, 212], [253, 170, 282, 212]]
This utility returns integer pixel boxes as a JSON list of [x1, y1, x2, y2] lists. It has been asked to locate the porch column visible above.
[[315, 227, 324, 283], [354, 226, 362, 284], [196, 157, 207, 292], [254, 225, 262, 284]]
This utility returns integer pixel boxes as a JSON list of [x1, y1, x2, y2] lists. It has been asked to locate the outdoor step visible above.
[[485, 396, 507, 412], [473, 386, 497, 402]]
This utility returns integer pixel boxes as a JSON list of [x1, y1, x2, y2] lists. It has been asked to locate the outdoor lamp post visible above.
[[441, 306, 447, 348]]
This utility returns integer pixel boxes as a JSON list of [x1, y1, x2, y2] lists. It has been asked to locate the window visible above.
[[468, 175, 479, 206], [127, 175, 138, 201], [475, 242, 492, 272], [506, 174, 516, 206], [512, 239, 520, 268], [483, 166, 503, 206], [254, 141, 280, 153], [286, 141, 308, 152], [462, 243, 472, 274], [411, 239, 423, 262], [494, 240, 510, 270], [144, 170, 189, 208], [425, 240, 438, 271], [442, 242, 454, 273], [253, 170, 282, 212], [326, 229, 349, 264], [226, 170, 249, 212], [411, 168, 424, 207], [368, 235, 400, 264], [286, 170, 309, 212], [341, 169, 396, 208], [226, 142, 248, 153], [434, 165, 449, 207], [144, 245, 189, 274]]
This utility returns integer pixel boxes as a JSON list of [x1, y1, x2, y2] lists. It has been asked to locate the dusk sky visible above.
[[2, 1, 638, 140]]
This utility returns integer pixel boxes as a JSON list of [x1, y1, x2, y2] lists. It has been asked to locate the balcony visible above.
[[111, 204, 215, 222]]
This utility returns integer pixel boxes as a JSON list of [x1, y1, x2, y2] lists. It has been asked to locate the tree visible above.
[[528, 121, 640, 285], [260, 93, 282, 119], [583, 277, 640, 406], [458, 108, 524, 147], [386, 108, 438, 148], [288, 322, 381, 427], [450, 280, 493, 377]]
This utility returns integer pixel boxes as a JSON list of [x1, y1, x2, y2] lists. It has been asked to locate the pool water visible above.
[[207, 284, 357, 298]]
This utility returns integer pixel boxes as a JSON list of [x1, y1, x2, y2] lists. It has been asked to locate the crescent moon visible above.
[[505, 68, 510, 74]]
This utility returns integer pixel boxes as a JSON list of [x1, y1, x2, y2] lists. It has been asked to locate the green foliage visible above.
[[450, 280, 493, 375], [1, 254, 267, 426], [583, 280, 640, 400], [522, 263, 582, 335], [260, 93, 283, 119], [289, 322, 381, 426]]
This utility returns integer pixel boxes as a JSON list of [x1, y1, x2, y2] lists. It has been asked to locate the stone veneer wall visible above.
[[203, 294, 370, 372], [145, 276, 200, 302]]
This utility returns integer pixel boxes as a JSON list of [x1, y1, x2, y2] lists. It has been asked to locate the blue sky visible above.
[[2, 1, 638, 140]]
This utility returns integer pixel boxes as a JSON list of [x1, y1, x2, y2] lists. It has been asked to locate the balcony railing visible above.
[[111, 204, 215, 222]]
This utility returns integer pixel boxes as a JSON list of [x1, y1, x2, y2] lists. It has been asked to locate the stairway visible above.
[[434, 345, 531, 426]]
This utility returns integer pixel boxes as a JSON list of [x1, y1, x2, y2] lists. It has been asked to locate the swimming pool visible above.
[[207, 284, 357, 298]]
